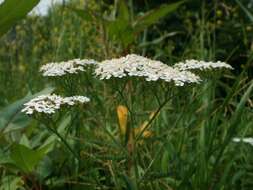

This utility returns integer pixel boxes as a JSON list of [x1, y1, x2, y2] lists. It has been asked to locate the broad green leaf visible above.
[[118, 0, 130, 22], [107, 0, 133, 47], [0, 0, 40, 37], [40, 114, 71, 150], [36, 156, 53, 180], [10, 143, 50, 173], [19, 134, 31, 148], [0, 86, 54, 132], [107, 19, 134, 48], [133, 1, 185, 33], [0, 149, 15, 165]]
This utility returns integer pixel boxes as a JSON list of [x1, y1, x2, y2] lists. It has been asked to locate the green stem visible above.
[[135, 88, 172, 142], [135, 97, 170, 142], [47, 125, 80, 162]]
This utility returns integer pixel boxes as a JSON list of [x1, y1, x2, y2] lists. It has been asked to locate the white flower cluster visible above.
[[233, 138, 253, 146], [21, 94, 90, 115], [173, 59, 233, 71], [95, 54, 201, 86], [40, 59, 97, 77]]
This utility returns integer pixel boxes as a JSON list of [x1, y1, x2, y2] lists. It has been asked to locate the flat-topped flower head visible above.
[[40, 59, 97, 77], [21, 94, 90, 115], [95, 54, 201, 86], [173, 59, 233, 71], [233, 137, 253, 146]]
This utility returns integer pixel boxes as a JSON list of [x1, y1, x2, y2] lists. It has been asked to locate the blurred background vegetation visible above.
[[0, 0, 252, 189], [0, 0, 252, 104]]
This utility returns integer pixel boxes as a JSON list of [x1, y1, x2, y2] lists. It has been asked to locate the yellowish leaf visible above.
[[117, 105, 128, 135], [135, 121, 153, 139]]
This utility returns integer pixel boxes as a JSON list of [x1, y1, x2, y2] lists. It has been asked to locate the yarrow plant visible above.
[[40, 58, 98, 96], [21, 59, 95, 162], [95, 54, 201, 86], [23, 54, 234, 146], [21, 94, 90, 161], [93, 54, 234, 146], [21, 53, 234, 186], [233, 137, 253, 146], [40, 58, 97, 77], [173, 59, 233, 71], [21, 94, 90, 115]]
